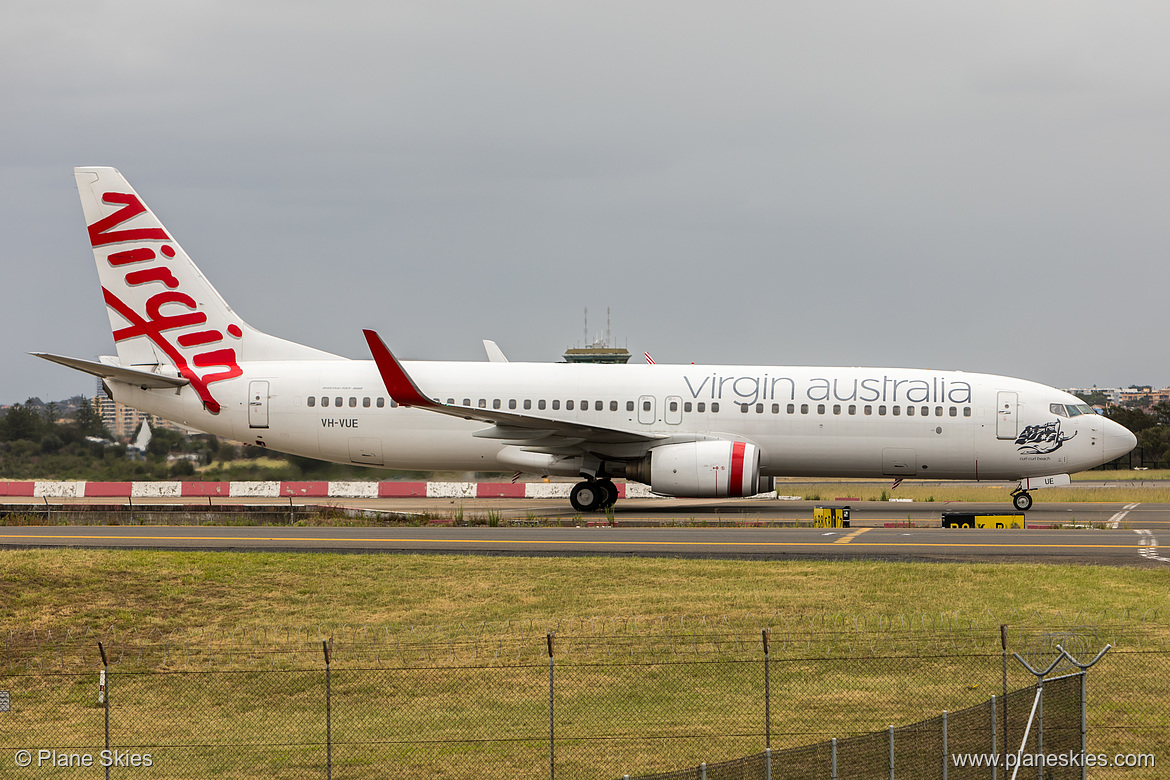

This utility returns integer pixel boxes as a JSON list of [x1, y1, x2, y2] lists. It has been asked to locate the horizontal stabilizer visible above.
[[31, 352, 189, 389]]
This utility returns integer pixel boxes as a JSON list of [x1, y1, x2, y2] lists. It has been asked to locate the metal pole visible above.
[[831, 737, 838, 780], [762, 628, 771, 750], [991, 695, 997, 780], [99, 642, 109, 780], [942, 710, 948, 780], [1054, 643, 1111, 780], [888, 725, 894, 780], [547, 633, 555, 780], [323, 640, 331, 780], [1080, 672, 1087, 780], [765, 747, 771, 780], [1001, 625, 1008, 772], [1034, 669, 1049, 780]]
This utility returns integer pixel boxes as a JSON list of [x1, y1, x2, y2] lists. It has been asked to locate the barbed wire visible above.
[[2, 607, 1162, 672]]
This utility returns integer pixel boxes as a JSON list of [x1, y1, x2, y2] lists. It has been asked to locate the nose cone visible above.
[[1103, 418, 1138, 463]]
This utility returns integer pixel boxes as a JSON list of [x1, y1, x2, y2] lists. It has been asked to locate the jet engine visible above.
[[624, 441, 773, 498]]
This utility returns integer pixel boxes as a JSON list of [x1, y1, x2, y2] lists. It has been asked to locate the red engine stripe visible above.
[[728, 442, 746, 497]]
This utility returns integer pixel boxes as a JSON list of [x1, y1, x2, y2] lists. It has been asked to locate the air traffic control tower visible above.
[[562, 307, 632, 364]]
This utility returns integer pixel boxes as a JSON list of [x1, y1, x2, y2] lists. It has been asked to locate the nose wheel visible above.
[[1012, 491, 1033, 511]]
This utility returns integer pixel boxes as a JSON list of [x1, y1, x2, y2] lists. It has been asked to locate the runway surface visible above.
[[2, 497, 1168, 565]]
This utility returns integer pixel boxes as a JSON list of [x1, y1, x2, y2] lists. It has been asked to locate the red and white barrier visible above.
[[0, 480, 662, 500]]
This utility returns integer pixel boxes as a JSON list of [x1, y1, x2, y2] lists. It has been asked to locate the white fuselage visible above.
[[108, 359, 1132, 482]]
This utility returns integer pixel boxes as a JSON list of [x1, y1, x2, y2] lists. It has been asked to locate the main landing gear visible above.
[[569, 478, 618, 512], [1011, 490, 1033, 511]]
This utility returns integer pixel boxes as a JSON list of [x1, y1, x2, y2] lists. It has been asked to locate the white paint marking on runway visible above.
[[1134, 529, 1170, 564], [1109, 503, 1140, 529]]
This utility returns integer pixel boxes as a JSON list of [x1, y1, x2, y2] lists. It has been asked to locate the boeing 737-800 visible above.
[[35, 167, 1137, 512]]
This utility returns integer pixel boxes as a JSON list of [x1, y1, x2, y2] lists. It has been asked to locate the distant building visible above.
[[562, 307, 633, 364], [93, 379, 189, 442]]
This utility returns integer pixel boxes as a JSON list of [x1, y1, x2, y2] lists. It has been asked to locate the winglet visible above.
[[362, 330, 438, 408]]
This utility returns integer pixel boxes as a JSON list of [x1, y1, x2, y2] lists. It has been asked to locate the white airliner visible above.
[[36, 167, 1137, 512]]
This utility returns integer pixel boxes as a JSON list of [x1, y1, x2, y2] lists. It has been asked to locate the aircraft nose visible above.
[[1103, 418, 1138, 463]]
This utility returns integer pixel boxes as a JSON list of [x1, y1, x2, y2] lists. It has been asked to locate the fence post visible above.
[[548, 632, 555, 780], [1000, 625, 1008, 772], [831, 737, 837, 780], [1054, 643, 1111, 780], [323, 639, 331, 780], [762, 628, 771, 750], [942, 710, 948, 780], [990, 695, 997, 780], [98, 642, 109, 780], [888, 724, 894, 780]]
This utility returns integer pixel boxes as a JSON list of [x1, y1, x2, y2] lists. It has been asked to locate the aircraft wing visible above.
[[32, 352, 190, 389], [363, 330, 666, 454]]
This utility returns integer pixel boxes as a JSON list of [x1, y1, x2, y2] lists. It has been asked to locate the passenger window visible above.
[[906, 405, 914, 416], [741, 404, 749, 414], [524, 399, 532, 410], [390, 399, 398, 408], [643, 400, 651, 412], [538, 400, 546, 410], [921, 406, 928, 417], [935, 406, 943, 417], [816, 404, 824, 414], [772, 403, 780, 414], [610, 401, 618, 411], [685, 402, 693, 412], [949, 407, 958, 417], [552, 400, 560, 410], [833, 404, 841, 415], [787, 404, 795, 414], [596, 400, 604, 411], [493, 399, 502, 409], [335, 397, 343, 408], [963, 407, 972, 417], [308, 396, 316, 408], [864, 405, 873, 415], [671, 401, 680, 412], [756, 403, 764, 414], [711, 402, 720, 412], [346, 397, 356, 407], [801, 404, 809, 414], [848, 405, 856, 415], [364, 397, 372, 408], [567, 400, 574, 411], [626, 401, 635, 412], [879, 405, 887, 415], [462, 398, 470, 406], [508, 399, 517, 410], [697, 402, 706, 413], [892, 406, 900, 416], [377, 398, 385, 408], [478, 399, 487, 408]]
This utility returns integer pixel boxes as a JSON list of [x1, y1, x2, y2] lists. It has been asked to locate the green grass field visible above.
[[3, 550, 1167, 778]]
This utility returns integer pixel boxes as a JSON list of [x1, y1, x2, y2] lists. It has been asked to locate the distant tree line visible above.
[[0, 397, 427, 481]]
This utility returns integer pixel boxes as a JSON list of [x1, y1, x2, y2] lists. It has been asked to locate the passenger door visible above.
[[248, 381, 270, 429]]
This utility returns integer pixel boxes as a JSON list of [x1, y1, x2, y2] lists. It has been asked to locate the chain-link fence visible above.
[[0, 621, 1164, 778]]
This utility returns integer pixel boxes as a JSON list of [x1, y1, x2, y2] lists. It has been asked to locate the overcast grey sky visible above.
[[3, 1, 1168, 403]]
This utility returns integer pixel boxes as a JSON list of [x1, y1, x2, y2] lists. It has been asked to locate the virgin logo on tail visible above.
[[92, 191, 242, 414]]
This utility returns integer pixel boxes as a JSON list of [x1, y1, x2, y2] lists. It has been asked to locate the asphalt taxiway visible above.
[[1, 497, 1167, 565]]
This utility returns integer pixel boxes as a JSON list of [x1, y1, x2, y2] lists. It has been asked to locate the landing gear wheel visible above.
[[1012, 491, 1033, 511], [596, 479, 618, 509], [570, 481, 603, 512]]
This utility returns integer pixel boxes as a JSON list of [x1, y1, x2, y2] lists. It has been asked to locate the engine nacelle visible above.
[[625, 441, 772, 498]]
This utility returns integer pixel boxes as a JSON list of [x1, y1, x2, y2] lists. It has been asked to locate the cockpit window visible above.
[[1052, 402, 1096, 418]]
